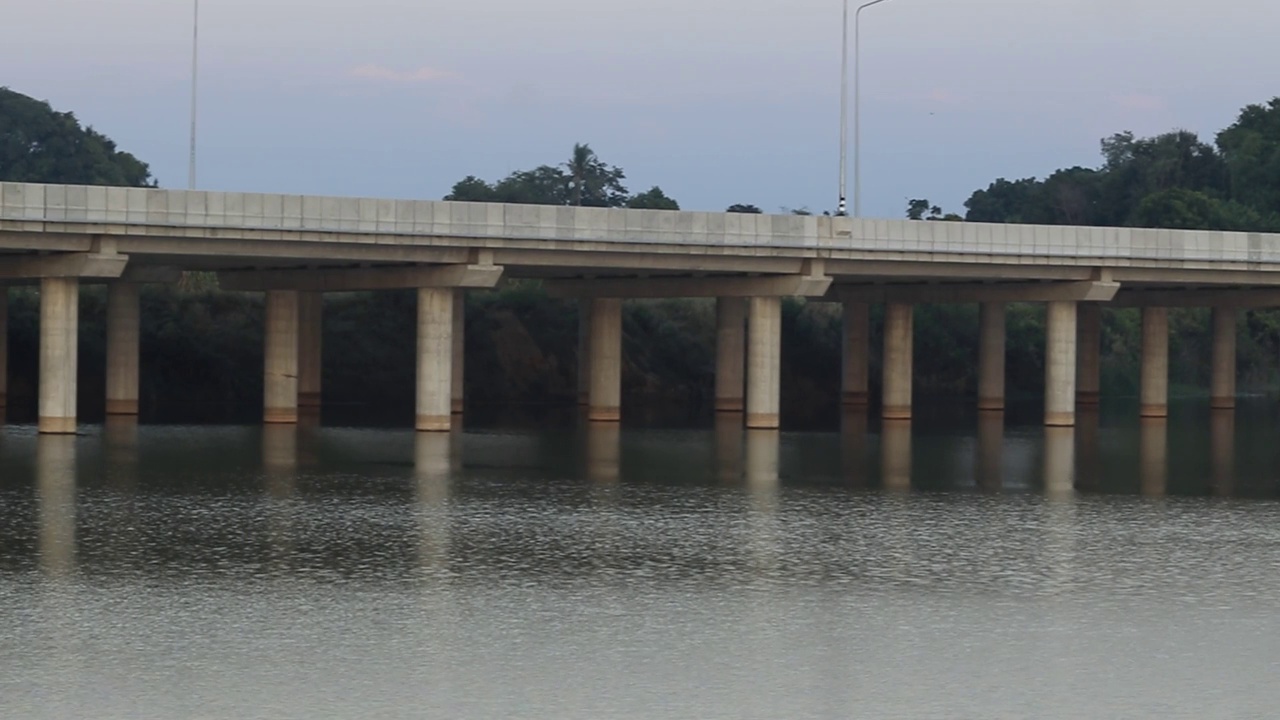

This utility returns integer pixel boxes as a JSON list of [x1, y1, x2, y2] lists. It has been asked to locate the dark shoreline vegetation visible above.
[[4, 87, 1280, 422]]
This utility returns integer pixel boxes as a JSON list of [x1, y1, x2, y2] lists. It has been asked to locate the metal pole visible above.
[[188, 0, 199, 190], [853, 0, 894, 218], [837, 0, 849, 216]]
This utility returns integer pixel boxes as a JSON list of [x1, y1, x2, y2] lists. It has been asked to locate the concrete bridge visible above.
[[4, 181, 1280, 434]]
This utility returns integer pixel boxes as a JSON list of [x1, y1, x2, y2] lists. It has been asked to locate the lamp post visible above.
[[188, 0, 199, 190], [838, 0, 896, 217]]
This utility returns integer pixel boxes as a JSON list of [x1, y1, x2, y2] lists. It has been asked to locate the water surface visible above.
[[2, 402, 1278, 719]]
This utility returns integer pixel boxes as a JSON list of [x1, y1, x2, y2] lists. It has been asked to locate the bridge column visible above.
[[452, 290, 465, 414], [746, 297, 781, 429], [588, 298, 622, 422], [977, 302, 1005, 411], [416, 288, 454, 431], [882, 303, 913, 420], [297, 292, 323, 413], [841, 301, 869, 407], [263, 290, 299, 425], [0, 287, 7, 412], [1044, 300, 1077, 427], [1076, 303, 1101, 407], [105, 283, 140, 415], [1140, 307, 1169, 418], [1210, 307, 1236, 410], [715, 297, 747, 412], [577, 298, 593, 406], [38, 278, 79, 434]]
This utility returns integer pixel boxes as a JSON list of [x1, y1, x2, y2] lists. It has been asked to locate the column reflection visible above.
[[102, 416, 140, 572], [714, 413, 744, 486], [414, 431, 453, 573], [975, 411, 1004, 491], [262, 424, 298, 571], [1139, 417, 1168, 498], [585, 422, 620, 486], [36, 435, 77, 577], [880, 419, 911, 493], [743, 429, 780, 576], [1074, 409, 1101, 492], [840, 408, 870, 488], [1210, 410, 1235, 497], [1043, 426, 1075, 499]]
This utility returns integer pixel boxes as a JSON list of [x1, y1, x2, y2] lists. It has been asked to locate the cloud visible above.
[[1112, 93, 1166, 112], [347, 64, 456, 83]]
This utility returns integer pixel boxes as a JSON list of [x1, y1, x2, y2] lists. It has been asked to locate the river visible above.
[[2, 399, 1278, 718]]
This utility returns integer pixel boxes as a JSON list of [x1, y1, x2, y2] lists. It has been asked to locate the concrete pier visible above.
[[38, 277, 79, 434], [297, 292, 323, 413], [746, 297, 782, 429], [1076, 303, 1101, 407], [105, 283, 140, 415], [1140, 306, 1169, 418], [841, 301, 870, 407], [977, 302, 1005, 411], [416, 288, 454, 431], [882, 303, 913, 420], [263, 290, 299, 425], [1210, 307, 1237, 410], [452, 290, 465, 414], [0, 288, 7, 411], [588, 297, 622, 422], [1044, 300, 1077, 427], [577, 298, 593, 406], [715, 297, 747, 412]]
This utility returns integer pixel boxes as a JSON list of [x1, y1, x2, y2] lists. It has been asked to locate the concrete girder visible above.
[[543, 273, 834, 299], [217, 263, 505, 292], [1109, 288, 1280, 307], [0, 252, 128, 280], [831, 280, 1120, 305]]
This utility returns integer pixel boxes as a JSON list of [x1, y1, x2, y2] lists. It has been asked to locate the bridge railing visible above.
[[4, 182, 1280, 265]]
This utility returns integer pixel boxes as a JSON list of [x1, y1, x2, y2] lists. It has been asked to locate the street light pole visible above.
[[839, 0, 895, 217], [188, 0, 199, 190]]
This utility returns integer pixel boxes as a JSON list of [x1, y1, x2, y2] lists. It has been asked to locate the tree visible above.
[[627, 186, 680, 210], [444, 175, 497, 202], [564, 143, 628, 207], [0, 87, 154, 186], [964, 178, 1040, 223], [1216, 97, 1280, 218], [726, 204, 762, 213]]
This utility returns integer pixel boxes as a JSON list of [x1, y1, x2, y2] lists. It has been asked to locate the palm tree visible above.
[[566, 143, 596, 206]]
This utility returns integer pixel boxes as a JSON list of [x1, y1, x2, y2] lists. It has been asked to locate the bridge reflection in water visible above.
[[10, 399, 1278, 582]]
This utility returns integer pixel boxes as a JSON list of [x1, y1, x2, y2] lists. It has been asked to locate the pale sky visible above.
[[3, 0, 1277, 217]]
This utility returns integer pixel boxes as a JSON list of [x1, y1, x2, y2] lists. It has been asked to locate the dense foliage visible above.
[[0, 87, 154, 186]]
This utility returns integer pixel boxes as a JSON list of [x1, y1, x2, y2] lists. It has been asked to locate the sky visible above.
[[3, 0, 1278, 218]]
